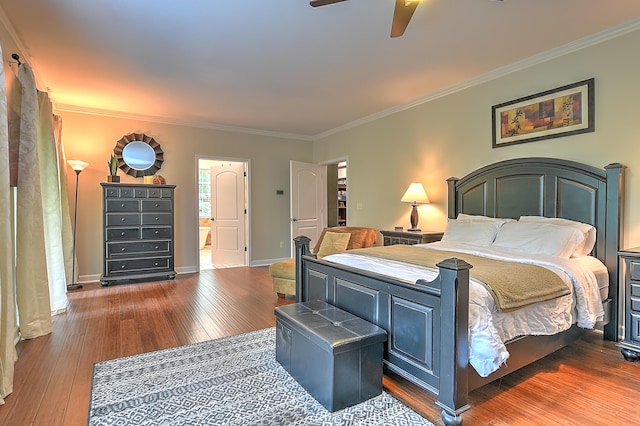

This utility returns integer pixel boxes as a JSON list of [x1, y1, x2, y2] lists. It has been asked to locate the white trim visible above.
[[54, 103, 314, 141], [0, 6, 48, 90], [251, 258, 290, 267], [195, 156, 250, 272], [56, 18, 640, 142], [314, 18, 640, 140], [78, 273, 101, 283], [4, 3, 638, 142]]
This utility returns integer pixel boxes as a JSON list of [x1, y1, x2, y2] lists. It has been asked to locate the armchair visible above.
[[269, 226, 380, 298]]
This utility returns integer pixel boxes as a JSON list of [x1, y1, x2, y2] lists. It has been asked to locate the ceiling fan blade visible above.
[[310, 0, 348, 7], [391, 0, 420, 38]]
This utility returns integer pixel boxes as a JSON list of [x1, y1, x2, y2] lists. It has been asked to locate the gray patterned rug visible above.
[[89, 327, 433, 425]]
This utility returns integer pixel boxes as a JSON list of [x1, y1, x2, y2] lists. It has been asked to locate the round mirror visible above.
[[114, 133, 164, 177], [122, 142, 155, 170]]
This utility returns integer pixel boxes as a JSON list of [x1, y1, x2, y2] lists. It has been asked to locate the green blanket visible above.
[[347, 245, 570, 312]]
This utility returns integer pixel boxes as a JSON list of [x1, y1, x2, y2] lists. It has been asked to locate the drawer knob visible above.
[[121, 265, 126, 269], [154, 262, 159, 266], [154, 246, 159, 249], [155, 203, 159, 207], [120, 231, 126, 236], [121, 203, 125, 207], [154, 230, 159, 235], [121, 247, 126, 251], [155, 217, 159, 221], [121, 217, 126, 222]]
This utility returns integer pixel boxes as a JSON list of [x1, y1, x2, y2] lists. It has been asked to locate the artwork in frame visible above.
[[492, 78, 594, 148]]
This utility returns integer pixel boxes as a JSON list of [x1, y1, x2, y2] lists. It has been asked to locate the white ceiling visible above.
[[1, 1, 639, 139]]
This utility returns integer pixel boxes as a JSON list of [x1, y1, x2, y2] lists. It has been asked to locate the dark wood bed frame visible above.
[[294, 158, 625, 425]]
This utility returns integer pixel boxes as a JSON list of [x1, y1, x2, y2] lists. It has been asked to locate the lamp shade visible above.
[[67, 160, 89, 172], [400, 182, 429, 205]]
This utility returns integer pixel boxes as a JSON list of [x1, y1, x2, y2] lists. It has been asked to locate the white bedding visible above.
[[322, 241, 607, 377]]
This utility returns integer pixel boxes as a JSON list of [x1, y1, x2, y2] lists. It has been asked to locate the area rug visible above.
[[89, 327, 433, 425]]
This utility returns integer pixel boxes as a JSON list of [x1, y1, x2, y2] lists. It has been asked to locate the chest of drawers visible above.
[[100, 183, 177, 286], [618, 248, 640, 361]]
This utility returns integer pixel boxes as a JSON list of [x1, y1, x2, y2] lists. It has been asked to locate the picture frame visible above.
[[492, 78, 594, 148]]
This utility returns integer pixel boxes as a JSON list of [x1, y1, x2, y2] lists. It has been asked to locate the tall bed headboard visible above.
[[446, 157, 625, 340]]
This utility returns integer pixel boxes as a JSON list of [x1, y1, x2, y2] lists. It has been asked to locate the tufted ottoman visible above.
[[274, 300, 387, 412]]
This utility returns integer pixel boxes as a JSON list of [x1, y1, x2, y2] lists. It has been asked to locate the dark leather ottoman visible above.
[[274, 300, 387, 412]]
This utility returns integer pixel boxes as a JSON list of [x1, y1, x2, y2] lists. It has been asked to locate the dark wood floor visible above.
[[0, 266, 638, 425]]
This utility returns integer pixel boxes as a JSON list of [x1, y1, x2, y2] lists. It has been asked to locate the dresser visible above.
[[618, 247, 640, 361], [380, 230, 443, 246], [100, 183, 177, 286]]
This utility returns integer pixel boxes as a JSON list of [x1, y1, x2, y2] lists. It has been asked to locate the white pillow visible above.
[[442, 220, 503, 247], [457, 213, 515, 224], [518, 216, 596, 257], [491, 221, 585, 258]]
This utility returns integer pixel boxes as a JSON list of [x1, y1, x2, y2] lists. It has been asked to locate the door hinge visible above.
[[244, 209, 247, 214], [244, 171, 247, 177], [244, 246, 247, 252]]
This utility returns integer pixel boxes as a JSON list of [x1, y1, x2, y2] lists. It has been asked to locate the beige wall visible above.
[[3, 23, 640, 282], [313, 29, 640, 249], [59, 112, 313, 280]]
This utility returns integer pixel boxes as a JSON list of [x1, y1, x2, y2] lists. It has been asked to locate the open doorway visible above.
[[197, 157, 249, 270], [288, 159, 347, 256], [326, 160, 347, 227]]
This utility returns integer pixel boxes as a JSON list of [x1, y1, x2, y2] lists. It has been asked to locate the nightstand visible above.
[[618, 247, 640, 362], [380, 230, 443, 246]]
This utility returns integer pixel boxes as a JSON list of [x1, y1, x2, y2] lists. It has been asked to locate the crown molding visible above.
[[314, 17, 640, 141], [0, 5, 49, 90], [53, 103, 315, 141], [0, 3, 312, 141], [3, 2, 638, 142]]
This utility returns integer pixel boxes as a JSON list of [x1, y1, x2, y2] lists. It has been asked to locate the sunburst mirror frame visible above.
[[114, 133, 164, 177]]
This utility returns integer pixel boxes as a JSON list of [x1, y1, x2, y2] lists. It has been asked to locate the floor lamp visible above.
[[67, 160, 89, 291]]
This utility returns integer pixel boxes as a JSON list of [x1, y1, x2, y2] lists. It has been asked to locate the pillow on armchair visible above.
[[271, 226, 379, 298], [312, 226, 379, 253], [316, 232, 351, 257]]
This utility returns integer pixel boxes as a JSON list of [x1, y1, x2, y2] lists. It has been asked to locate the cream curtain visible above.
[[53, 115, 75, 301], [0, 58, 75, 403], [0, 42, 74, 402], [15, 63, 53, 339], [0, 44, 19, 404], [38, 93, 70, 313]]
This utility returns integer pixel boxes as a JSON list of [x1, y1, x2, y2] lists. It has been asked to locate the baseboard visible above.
[[251, 257, 290, 267], [176, 266, 197, 274], [79, 273, 101, 283], [80, 262, 275, 283]]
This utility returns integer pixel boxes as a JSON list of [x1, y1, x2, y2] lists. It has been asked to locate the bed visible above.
[[293, 157, 625, 425]]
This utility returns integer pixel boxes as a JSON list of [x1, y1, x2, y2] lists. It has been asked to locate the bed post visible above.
[[433, 257, 472, 426], [603, 163, 625, 341], [446, 177, 459, 219], [294, 235, 312, 303]]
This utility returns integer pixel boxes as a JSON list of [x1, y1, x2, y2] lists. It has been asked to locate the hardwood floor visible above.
[[0, 267, 638, 425]]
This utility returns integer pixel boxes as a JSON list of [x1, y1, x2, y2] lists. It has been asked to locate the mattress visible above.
[[322, 241, 608, 377]]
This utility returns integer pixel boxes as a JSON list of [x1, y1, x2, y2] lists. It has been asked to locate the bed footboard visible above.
[[294, 236, 472, 425]]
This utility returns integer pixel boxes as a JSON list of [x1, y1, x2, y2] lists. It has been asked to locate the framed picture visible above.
[[492, 78, 594, 148]]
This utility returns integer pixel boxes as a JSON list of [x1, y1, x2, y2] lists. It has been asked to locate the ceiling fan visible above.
[[310, 0, 422, 38], [310, 0, 504, 38]]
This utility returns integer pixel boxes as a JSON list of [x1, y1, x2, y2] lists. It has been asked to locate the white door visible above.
[[290, 160, 325, 255], [210, 163, 246, 267]]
